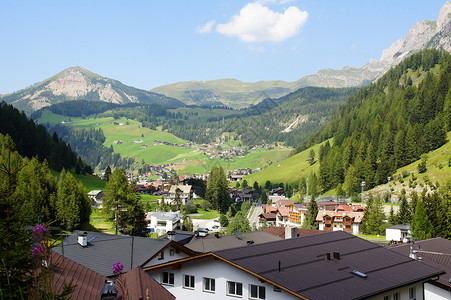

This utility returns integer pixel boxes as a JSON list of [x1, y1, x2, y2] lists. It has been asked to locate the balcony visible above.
[[324, 219, 332, 225]]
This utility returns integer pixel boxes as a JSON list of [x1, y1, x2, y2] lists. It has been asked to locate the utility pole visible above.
[[387, 176, 391, 203], [361, 181, 365, 206]]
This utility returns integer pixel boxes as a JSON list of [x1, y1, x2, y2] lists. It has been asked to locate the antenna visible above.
[[88, 237, 96, 243]]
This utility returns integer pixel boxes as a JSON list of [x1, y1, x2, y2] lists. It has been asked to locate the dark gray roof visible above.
[[159, 230, 194, 245], [388, 237, 451, 290], [213, 231, 444, 300], [53, 230, 170, 277], [386, 225, 411, 230], [185, 231, 282, 253]]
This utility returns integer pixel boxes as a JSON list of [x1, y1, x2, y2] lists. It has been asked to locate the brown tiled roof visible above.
[[388, 238, 451, 290], [276, 200, 294, 207], [50, 251, 106, 299], [277, 206, 290, 217], [185, 231, 282, 253], [263, 204, 277, 213], [214, 231, 444, 299], [259, 212, 276, 221], [262, 226, 321, 239], [121, 267, 175, 300]]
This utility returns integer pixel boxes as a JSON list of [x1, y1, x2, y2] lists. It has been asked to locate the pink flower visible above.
[[112, 261, 124, 275], [33, 224, 47, 236], [32, 243, 45, 259]]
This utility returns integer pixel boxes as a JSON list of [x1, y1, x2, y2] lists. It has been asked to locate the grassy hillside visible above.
[[242, 140, 331, 186]]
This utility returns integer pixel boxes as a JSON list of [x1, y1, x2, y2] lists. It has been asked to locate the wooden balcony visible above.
[[324, 219, 332, 225], [343, 220, 352, 226]]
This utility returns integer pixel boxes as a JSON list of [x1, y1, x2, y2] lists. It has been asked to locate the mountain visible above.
[[152, 2, 451, 107], [1, 66, 184, 115]]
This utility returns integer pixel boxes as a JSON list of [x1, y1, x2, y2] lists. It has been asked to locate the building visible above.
[[52, 230, 195, 278], [262, 226, 321, 239], [144, 231, 444, 300], [316, 209, 364, 234], [388, 237, 451, 299], [87, 190, 105, 207], [146, 211, 184, 235], [386, 225, 412, 243], [166, 185, 194, 206]]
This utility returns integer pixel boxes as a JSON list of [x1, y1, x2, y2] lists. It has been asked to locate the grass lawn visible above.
[[189, 210, 220, 220], [355, 234, 387, 243], [89, 211, 115, 234]]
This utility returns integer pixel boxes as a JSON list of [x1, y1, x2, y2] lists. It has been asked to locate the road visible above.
[[248, 201, 263, 228]]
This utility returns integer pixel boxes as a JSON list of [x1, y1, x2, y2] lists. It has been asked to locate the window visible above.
[[158, 251, 164, 260], [203, 277, 215, 293], [273, 286, 281, 293], [409, 287, 416, 299], [393, 292, 400, 300], [227, 281, 243, 297], [161, 272, 174, 285], [183, 274, 195, 289], [249, 284, 266, 300], [383, 296, 391, 300]]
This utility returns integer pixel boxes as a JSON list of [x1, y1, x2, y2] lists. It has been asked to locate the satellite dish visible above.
[[234, 230, 239, 236]]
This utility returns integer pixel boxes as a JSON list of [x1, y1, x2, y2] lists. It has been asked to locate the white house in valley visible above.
[[144, 231, 444, 300], [146, 211, 184, 235]]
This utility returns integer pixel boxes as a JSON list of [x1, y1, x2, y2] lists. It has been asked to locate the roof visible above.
[[168, 184, 192, 194], [53, 230, 171, 277], [159, 230, 195, 245], [263, 204, 277, 213], [262, 226, 321, 239], [388, 238, 451, 290], [386, 225, 411, 230], [259, 212, 277, 221], [121, 267, 175, 300], [49, 251, 106, 299], [185, 231, 282, 253], [87, 190, 103, 196], [146, 211, 183, 222], [147, 231, 445, 300], [277, 206, 291, 217]]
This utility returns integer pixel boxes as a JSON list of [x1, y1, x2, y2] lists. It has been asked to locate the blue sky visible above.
[[0, 1, 447, 94]]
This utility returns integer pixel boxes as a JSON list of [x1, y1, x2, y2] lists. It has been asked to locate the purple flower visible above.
[[33, 224, 47, 236], [112, 261, 124, 275], [32, 243, 45, 259]]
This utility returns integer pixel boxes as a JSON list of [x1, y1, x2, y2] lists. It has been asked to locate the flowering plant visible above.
[[112, 261, 129, 299], [112, 261, 124, 275]]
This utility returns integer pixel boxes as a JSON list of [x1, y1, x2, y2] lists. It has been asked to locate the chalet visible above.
[[389, 238, 451, 299], [275, 206, 290, 227], [87, 190, 105, 207], [52, 230, 195, 278], [146, 211, 184, 235], [166, 185, 194, 206], [316, 209, 364, 234], [269, 186, 284, 196], [144, 231, 444, 300], [386, 225, 412, 243], [258, 212, 276, 225]]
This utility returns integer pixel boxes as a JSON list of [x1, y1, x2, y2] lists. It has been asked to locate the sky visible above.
[[0, 0, 448, 94]]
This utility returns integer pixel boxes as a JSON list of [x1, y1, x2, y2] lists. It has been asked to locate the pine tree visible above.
[[397, 195, 411, 225], [302, 197, 318, 229], [205, 166, 231, 212], [411, 199, 432, 240]]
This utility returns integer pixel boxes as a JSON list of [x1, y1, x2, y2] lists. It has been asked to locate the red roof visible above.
[[121, 267, 175, 300]]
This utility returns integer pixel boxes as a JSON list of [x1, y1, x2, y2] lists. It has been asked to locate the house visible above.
[[144, 231, 444, 300], [269, 187, 284, 196], [258, 212, 276, 225], [146, 211, 184, 235], [185, 231, 282, 253], [275, 206, 290, 227], [52, 230, 195, 278], [386, 225, 412, 243], [87, 190, 105, 207], [42, 251, 176, 299], [166, 185, 193, 206], [388, 238, 451, 299], [316, 209, 364, 234]]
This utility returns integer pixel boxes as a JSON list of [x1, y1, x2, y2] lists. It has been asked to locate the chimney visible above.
[[78, 232, 88, 247], [285, 227, 297, 239], [326, 253, 331, 260], [333, 251, 340, 260], [167, 231, 176, 241]]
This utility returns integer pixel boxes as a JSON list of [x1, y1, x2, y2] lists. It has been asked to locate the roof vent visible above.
[[333, 251, 340, 260], [326, 253, 331, 260], [78, 232, 88, 247], [247, 240, 254, 245], [351, 270, 368, 278]]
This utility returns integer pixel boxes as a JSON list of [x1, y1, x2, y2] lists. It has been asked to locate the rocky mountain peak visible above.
[[438, 1, 451, 30]]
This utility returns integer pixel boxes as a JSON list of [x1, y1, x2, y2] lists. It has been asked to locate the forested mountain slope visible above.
[[299, 49, 451, 195], [0, 101, 91, 173]]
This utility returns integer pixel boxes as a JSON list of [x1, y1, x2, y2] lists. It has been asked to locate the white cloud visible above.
[[196, 20, 216, 34], [216, 2, 308, 43]]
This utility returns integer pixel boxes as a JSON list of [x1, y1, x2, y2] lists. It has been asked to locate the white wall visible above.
[[143, 246, 190, 268], [424, 282, 450, 300], [147, 257, 297, 300], [367, 282, 424, 300], [386, 228, 402, 241]]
